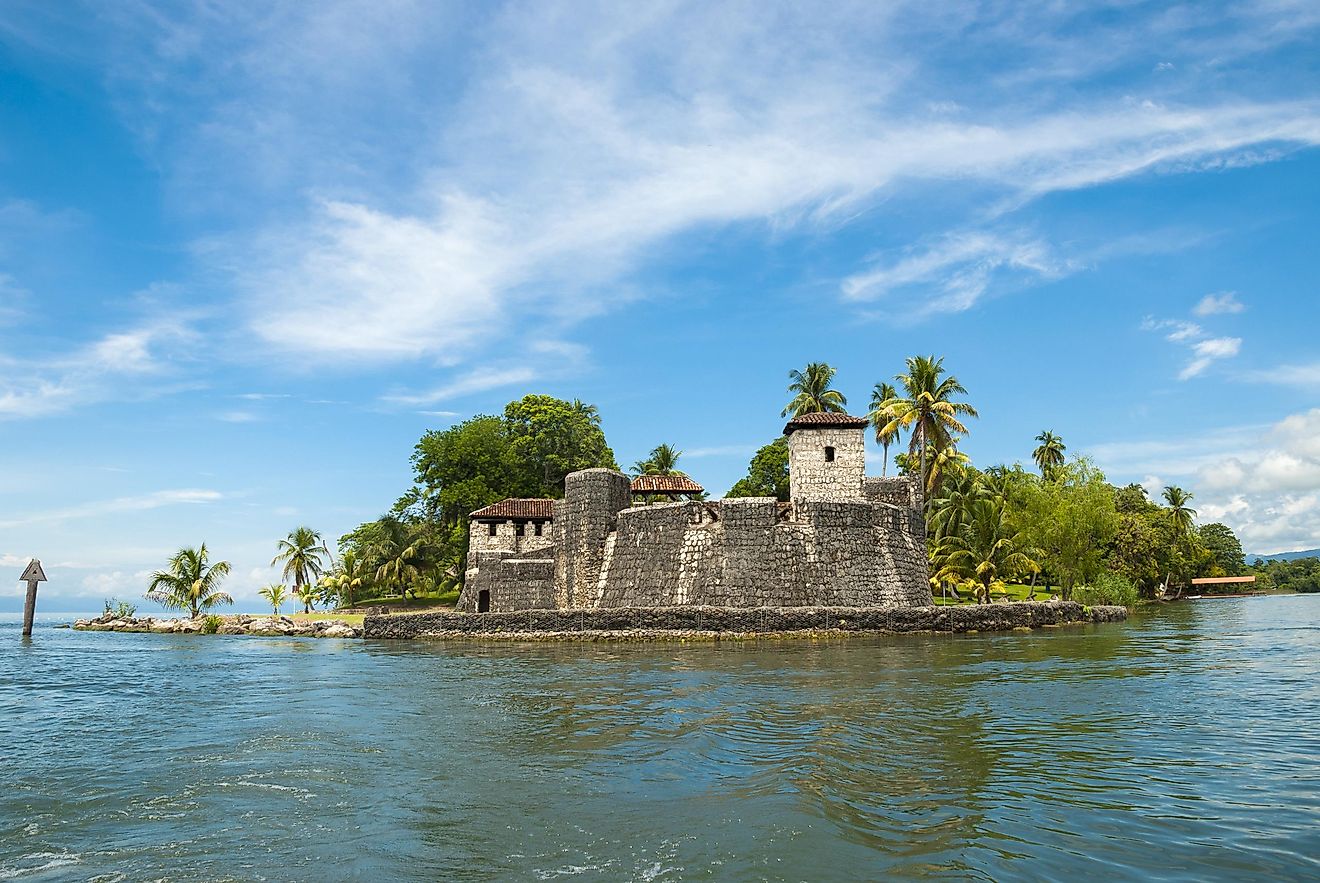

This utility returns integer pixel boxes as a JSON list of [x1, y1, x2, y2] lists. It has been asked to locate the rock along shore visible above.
[[364, 601, 1127, 641], [73, 613, 362, 638]]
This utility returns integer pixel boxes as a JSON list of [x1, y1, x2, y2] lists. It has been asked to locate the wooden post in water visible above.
[[20, 558, 47, 637]]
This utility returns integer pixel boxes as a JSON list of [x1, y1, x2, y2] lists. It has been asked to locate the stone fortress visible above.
[[455, 412, 932, 614]]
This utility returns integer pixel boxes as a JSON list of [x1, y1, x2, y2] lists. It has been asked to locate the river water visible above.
[[2, 596, 1318, 881]]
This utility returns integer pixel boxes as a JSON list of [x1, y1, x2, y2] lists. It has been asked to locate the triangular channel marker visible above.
[[20, 559, 46, 582]]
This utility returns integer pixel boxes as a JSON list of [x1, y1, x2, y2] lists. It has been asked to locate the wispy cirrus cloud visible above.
[[4, 1, 1312, 369], [0, 489, 224, 529], [1141, 305, 1244, 381], [0, 318, 199, 418]]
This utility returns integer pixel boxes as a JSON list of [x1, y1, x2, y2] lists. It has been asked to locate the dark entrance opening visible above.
[[477, 590, 491, 613], [825, 446, 836, 462]]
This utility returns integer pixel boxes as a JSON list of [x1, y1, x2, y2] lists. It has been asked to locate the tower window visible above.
[[515, 522, 525, 537], [825, 446, 836, 462], [487, 522, 497, 537], [534, 522, 544, 537]]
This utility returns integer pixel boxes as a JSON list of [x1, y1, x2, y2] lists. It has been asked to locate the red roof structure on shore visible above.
[[1190, 575, 1257, 585], [783, 411, 869, 434], [469, 498, 555, 521], [630, 474, 704, 495]]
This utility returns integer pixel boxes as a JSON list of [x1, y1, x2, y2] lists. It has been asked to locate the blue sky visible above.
[[2, 1, 1319, 612]]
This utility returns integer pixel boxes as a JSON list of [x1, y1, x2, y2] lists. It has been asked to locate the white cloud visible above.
[[842, 231, 1076, 315], [0, 489, 224, 529], [0, 318, 197, 419], [1142, 309, 1242, 380], [1179, 336, 1242, 379], [1194, 291, 1245, 315], [1098, 409, 1320, 555], [385, 367, 538, 407], [216, 411, 259, 423], [1246, 362, 1320, 388]]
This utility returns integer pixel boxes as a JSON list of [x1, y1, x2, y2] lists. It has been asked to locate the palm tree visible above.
[[146, 544, 233, 619], [376, 545, 420, 600], [258, 583, 287, 616], [781, 362, 848, 418], [1033, 431, 1067, 480], [272, 527, 330, 605], [324, 551, 367, 609], [1163, 486, 1197, 533], [294, 583, 318, 615], [869, 382, 899, 476], [874, 355, 978, 498], [942, 498, 1038, 604], [632, 443, 684, 476]]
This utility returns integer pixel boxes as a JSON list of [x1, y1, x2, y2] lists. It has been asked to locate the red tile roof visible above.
[[783, 411, 869, 434], [469, 498, 555, 520], [631, 474, 704, 494]]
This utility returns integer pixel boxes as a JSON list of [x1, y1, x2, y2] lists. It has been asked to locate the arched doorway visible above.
[[477, 590, 491, 613]]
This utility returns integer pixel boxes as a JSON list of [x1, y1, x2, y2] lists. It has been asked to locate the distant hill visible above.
[[1246, 548, 1320, 563]]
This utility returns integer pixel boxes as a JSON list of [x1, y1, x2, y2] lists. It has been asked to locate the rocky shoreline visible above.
[[365, 601, 1128, 641], [73, 613, 362, 638]]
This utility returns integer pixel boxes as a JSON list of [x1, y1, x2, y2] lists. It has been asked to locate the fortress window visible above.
[[825, 446, 836, 462], [487, 522, 497, 537], [515, 522, 525, 537], [534, 522, 544, 537]]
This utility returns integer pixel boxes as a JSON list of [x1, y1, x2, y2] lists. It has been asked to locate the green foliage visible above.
[[1073, 571, 1139, 607], [146, 543, 234, 619], [1251, 556, 1320, 593], [1198, 522, 1245, 576], [632, 443, 684, 476], [103, 598, 136, 619], [202, 614, 222, 634], [258, 583, 287, 616], [726, 437, 791, 501], [782, 362, 848, 418], [272, 527, 331, 600], [1015, 458, 1119, 600], [871, 355, 977, 499], [1032, 430, 1066, 480], [503, 395, 618, 496], [935, 495, 1038, 604], [346, 394, 615, 596], [870, 382, 899, 475]]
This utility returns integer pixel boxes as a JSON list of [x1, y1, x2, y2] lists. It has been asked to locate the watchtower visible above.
[[783, 412, 869, 506]]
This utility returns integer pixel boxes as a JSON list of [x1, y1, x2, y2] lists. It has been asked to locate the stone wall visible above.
[[363, 601, 1128, 639], [457, 552, 556, 613], [467, 519, 554, 556], [863, 476, 922, 510], [554, 468, 632, 608], [591, 495, 932, 609], [788, 426, 866, 504]]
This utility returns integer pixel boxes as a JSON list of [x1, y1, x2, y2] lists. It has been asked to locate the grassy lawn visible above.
[[932, 583, 1062, 605], [355, 591, 460, 610]]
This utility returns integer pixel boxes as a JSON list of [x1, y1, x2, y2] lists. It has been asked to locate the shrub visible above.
[[202, 614, 223, 634], [103, 598, 137, 619], [1074, 571, 1138, 607]]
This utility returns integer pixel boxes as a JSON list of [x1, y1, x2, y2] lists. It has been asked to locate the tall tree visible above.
[[1198, 523, 1245, 577], [781, 362, 848, 418], [633, 443, 684, 476], [272, 527, 331, 605], [726, 438, 791, 501], [1162, 486, 1197, 533], [258, 583, 287, 616], [1017, 458, 1120, 600], [869, 382, 899, 476], [874, 355, 978, 498], [1033, 430, 1067, 479], [146, 544, 233, 619], [941, 497, 1038, 604], [324, 551, 368, 608], [504, 394, 618, 495]]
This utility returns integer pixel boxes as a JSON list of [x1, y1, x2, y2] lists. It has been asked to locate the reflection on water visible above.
[[2, 597, 1319, 880]]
